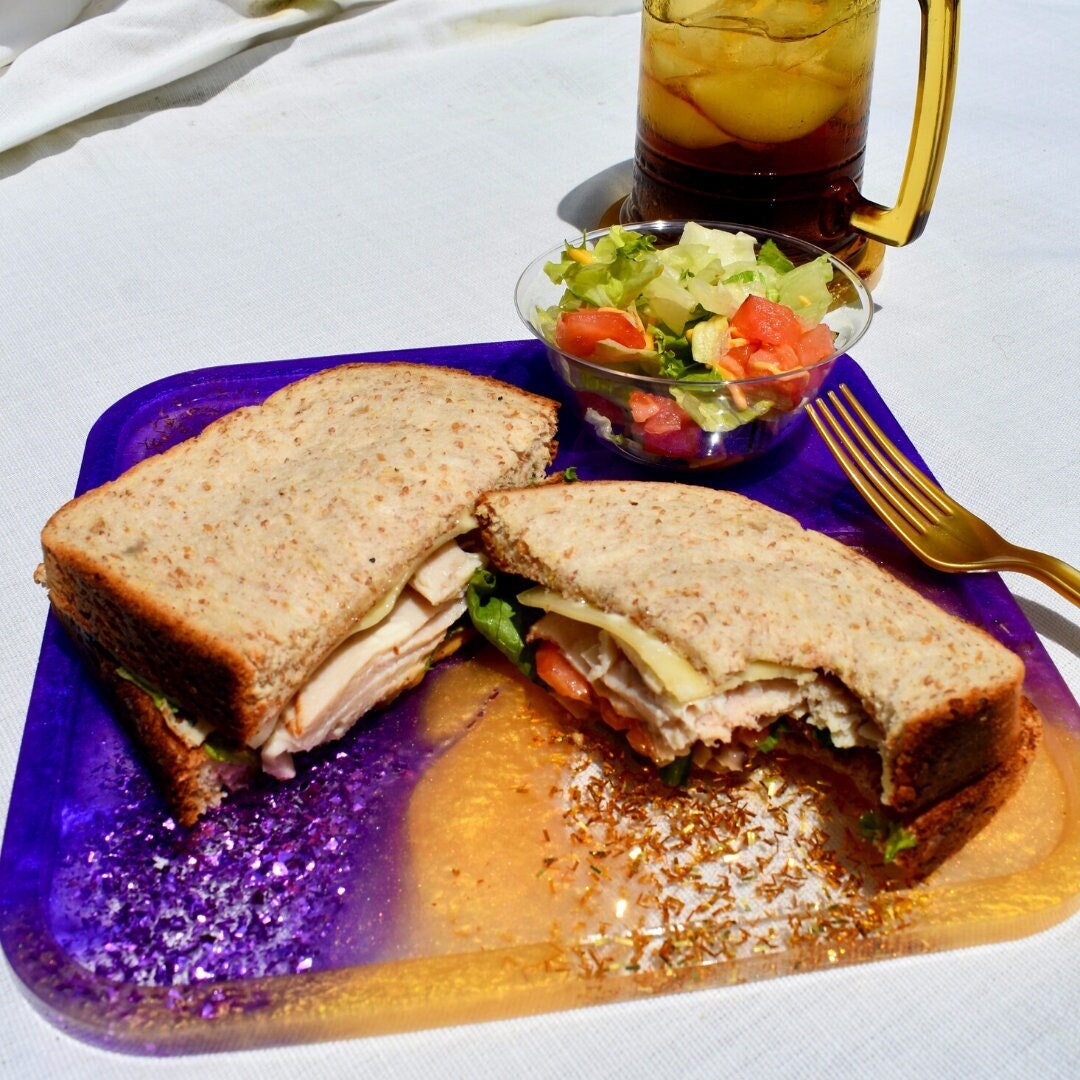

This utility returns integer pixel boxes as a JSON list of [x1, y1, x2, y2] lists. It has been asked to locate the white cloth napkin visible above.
[[0, 1, 639, 156], [0, 0, 89, 67], [0, 0, 372, 154]]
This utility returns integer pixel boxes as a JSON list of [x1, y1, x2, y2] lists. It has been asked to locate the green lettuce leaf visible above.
[[658, 754, 692, 787], [544, 226, 663, 310], [757, 238, 795, 275], [670, 386, 774, 432], [777, 255, 835, 324], [465, 567, 539, 679], [883, 825, 919, 863], [858, 811, 919, 863]]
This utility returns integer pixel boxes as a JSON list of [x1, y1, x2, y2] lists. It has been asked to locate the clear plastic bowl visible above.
[[515, 220, 872, 470]]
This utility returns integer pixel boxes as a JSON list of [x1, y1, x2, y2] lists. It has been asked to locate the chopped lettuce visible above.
[[203, 739, 259, 767], [756, 719, 790, 754], [670, 385, 773, 433], [777, 255, 834, 324], [883, 825, 919, 863], [658, 754, 692, 787], [678, 220, 757, 264], [544, 225, 663, 310], [689, 314, 729, 369], [536, 221, 843, 439], [540, 222, 833, 343], [115, 666, 177, 713], [858, 811, 919, 864], [640, 271, 699, 335], [757, 238, 795, 275]]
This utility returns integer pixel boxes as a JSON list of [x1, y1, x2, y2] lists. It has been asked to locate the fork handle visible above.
[[1004, 546, 1080, 608]]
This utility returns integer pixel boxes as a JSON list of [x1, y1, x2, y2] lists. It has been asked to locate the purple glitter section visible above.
[[2, 340, 1078, 1055], [46, 636, 434, 986]]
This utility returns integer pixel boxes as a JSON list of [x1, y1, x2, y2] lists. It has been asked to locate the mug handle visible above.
[[848, 0, 960, 247]]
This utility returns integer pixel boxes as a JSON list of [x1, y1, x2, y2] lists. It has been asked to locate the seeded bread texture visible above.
[[475, 480, 1029, 817], [40, 363, 559, 750]]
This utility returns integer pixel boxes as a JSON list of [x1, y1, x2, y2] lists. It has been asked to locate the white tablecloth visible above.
[[2, 2, 1078, 1076]]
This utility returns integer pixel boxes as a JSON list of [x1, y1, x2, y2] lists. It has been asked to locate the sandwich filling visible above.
[[259, 539, 482, 778], [142, 538, 482, 780], [520, 589, 887, 791]]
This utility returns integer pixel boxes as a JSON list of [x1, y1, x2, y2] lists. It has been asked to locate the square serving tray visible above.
[[3, 341, 1079, 1055]]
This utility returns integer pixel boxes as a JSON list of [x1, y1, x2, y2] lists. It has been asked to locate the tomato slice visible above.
[[731, 294, 803, 349], [597, 698, 635, 732], [534, 641, 593, 703], [554, 308, 647, 359]]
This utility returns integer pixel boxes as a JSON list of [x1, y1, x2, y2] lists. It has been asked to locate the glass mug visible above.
[[622, 0, 960, 276]]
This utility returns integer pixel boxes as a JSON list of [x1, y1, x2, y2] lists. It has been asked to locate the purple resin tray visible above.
[[3, 341, 1079, 1055]]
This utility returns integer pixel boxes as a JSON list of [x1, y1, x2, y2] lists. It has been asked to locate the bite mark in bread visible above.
[[472, 479, 1037, 876]]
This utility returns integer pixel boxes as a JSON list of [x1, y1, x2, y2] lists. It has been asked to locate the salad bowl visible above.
[[515, 220, 872, 470]]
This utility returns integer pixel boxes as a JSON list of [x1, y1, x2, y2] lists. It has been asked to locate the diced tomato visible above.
[[725, 296, 837, 413], [554, 308, 647, 359], [794, 322, 837, 366], [627, 391, 700, 457], [641, 405, 684, 435], [716, 342, 752, 379], [644, 424, 701, 458], [731, 294, 803, 349], [745, 354, 780, 377], [628, 391, 686, 433], [535, 642, 593, 703], [629, 389, 664, 423], [746, 343, 800, 376], [775, 369, 811, 401]]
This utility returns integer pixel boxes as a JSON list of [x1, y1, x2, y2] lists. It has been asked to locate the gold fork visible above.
[[805, 385, 1080, 607]]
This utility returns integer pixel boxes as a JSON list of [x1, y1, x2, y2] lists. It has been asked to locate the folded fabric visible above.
[[0, 1, 638, 157], [0, 0, 370, 155], [0, 1, 90, 69]]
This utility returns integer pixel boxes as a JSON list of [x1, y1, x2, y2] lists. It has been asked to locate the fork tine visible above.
[[804, 400, 930, 542], [835, 386, 959, 517], [821, 391, 946, 526]]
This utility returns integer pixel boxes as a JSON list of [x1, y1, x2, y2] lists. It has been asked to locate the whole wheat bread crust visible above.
[[776, 698, 1041, 878], [891, 697, 1041, 877], [40, 363, 558, 747], [52, 607, 252, 825]]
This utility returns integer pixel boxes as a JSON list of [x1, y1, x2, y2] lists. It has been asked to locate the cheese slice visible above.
[[713, 661, 813, 693], [354, 522, 479, 631], [517, 588, 815, 707], [517, 587, 714, 703]]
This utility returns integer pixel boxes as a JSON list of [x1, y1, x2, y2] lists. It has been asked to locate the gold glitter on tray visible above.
[[393, 655, 1077, 1004]]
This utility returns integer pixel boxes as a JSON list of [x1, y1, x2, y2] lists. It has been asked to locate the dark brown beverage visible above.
[[624, 1, 880, 260]]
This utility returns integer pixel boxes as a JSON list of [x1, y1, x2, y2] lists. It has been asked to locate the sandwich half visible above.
[[38, 362, 559, 823], [473, 480, 1039, 876]]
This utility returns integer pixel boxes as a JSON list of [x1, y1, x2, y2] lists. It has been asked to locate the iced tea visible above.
[[625, 0, 880, 257]]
